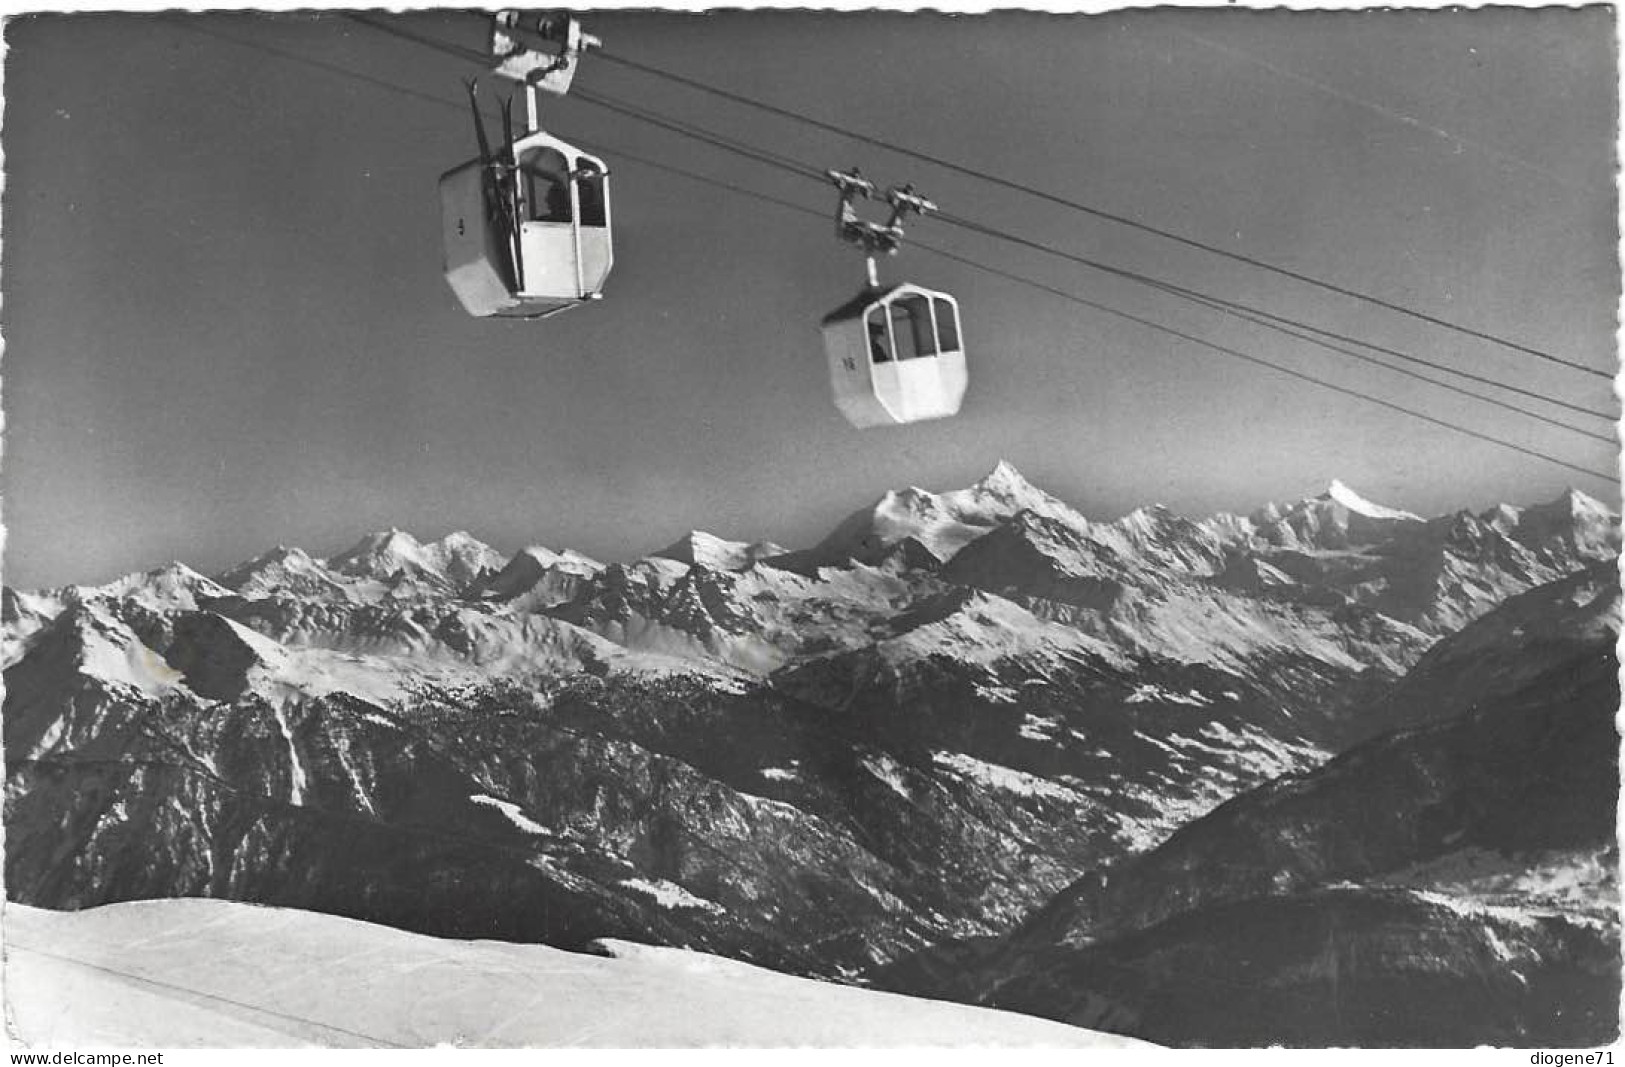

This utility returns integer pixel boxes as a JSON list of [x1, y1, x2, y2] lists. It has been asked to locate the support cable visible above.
[[588, 43, 1614, 380], [273, 15, 1620, 485]]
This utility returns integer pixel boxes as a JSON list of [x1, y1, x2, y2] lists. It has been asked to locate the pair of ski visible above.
[[464, 79, 528, 296]]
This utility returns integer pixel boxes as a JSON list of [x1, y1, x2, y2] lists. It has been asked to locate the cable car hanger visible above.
[[828, 167, 937, 286], [439, 11, 614, 322], [491, 10, 600, 131], [821, 168, 968, 428]]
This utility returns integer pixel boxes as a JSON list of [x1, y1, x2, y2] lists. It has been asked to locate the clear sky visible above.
[[3, 6, 1618, 589]]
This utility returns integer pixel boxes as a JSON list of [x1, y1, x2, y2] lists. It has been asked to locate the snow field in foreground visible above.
[[4, 900, 1148, 1049]]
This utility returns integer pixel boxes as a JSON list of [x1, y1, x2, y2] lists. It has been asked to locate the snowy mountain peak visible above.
[[216, 544, 360, 602], [1546, 487, 1614, 520], [434, 531, 501, 564], [147, 561, 227, 592], [806, 466, 1094, 569], [656, 531, 788, 573], [881, 486, 939, 518], [164, 611, 290, 701], [323, 529, 502, 592], [260, 545, 313, 565], [425, 532, 506, 586], [329, 528, 426, 574], [1325, 480, 1422, 522], [1116, 503, 1172, 529], [1508, 487, 1621, 560], [958, 461, 1076, 518], [515, 545, 603, 573], [220, 545, 319, 577], [956, 463, 1087, 525], [472, 545, 604, 607], [360, 528, 421, 554], [1241, 479, 1426, 550], [76, 562, 230, 612], [40, 602, 185, 697], [976, 460, 1035, 497]]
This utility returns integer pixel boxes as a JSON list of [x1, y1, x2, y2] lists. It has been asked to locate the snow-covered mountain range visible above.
[[4, 464, 1617, 1045], [899, 561, 1620, 1046]]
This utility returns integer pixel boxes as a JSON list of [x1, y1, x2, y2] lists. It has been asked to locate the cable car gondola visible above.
[[439, 12, 612, 321], [820, 169, 967, 427]]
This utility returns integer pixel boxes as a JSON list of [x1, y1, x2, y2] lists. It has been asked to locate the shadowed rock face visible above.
[[4, 468, 1617, 1033], [980, 888, 1620, 1048], [1, 605, 1332, 977], [902, 564, 1620, 1047]]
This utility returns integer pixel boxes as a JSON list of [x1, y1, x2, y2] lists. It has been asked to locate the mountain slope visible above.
[[794, 461, 1090, 568], [934, 562, 1620, 1046], [2, 585, 1330, 975]]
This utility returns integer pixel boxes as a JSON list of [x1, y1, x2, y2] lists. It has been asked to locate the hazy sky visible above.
[[4, 6, 1618, 588]]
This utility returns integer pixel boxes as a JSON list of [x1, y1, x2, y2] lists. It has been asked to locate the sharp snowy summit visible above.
[[1324, 478, 1422, 521]]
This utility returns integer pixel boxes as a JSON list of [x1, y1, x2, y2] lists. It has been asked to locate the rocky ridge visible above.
[[888, 562, 1620, 1046]]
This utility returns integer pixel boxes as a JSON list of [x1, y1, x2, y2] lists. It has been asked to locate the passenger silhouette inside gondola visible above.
[[520, 146, 573, 223], [868, 320, 892, 363]]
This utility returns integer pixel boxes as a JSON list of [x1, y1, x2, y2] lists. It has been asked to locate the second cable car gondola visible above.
[[822, 283, 966, 427], [439, 12, 612, 321], [820, 170, 967, 428]]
